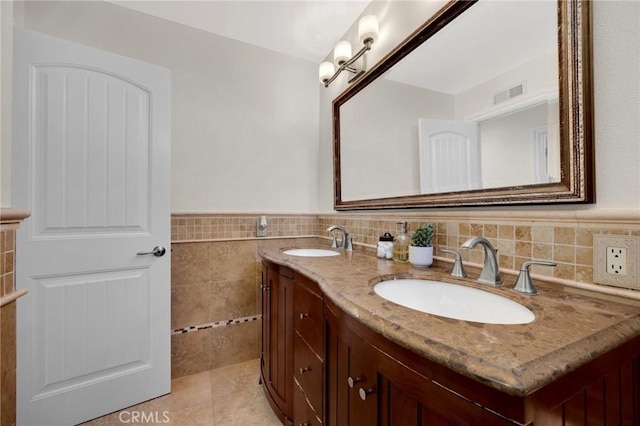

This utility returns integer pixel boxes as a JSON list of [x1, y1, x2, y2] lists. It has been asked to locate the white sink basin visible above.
[[374, 279, 534, 325], [282, 248, 340, 257]]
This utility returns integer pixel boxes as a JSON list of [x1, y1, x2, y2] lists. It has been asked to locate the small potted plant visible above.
[[409, 223, 434, 267]]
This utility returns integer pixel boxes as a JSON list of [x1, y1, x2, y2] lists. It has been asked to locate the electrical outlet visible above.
[[606, 247, 627, 275], [594, 235, 640, 289]]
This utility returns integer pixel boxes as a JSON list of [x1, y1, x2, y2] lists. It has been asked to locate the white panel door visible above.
[[419, 118, 482, 193], [13, 29, 171, 426]]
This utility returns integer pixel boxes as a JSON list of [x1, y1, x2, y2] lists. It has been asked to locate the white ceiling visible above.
[[107, 1, 557, 93], [108, 0, 370, 63]]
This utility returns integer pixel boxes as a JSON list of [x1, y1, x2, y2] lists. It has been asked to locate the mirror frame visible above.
[[333, 0, 593, 210]]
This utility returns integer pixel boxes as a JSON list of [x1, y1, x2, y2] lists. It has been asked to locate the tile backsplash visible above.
[[316, 212, 640, 286]]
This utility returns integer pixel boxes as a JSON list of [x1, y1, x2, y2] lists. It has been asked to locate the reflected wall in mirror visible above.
[[334, 0, 593, 210]]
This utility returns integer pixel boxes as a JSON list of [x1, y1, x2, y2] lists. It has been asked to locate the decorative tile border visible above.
[[171, 315, 261, 335]]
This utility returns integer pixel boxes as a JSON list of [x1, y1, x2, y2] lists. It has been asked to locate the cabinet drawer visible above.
[[294, 333, 323, 414], [293, 379, 322, 426], [294, 279, 323, 357]]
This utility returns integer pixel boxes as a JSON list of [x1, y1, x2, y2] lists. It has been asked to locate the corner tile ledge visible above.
[[0, 208, 31, 223], [1, 289, 28, 307]]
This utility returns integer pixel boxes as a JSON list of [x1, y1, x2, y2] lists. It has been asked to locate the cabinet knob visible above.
[[299, 423, 311, 426], [299, 366, 311, 374], [359, 386, 376, 401], [299, 312, 309, 320], [347, 376, 363, 388], [261, 285, 269, 292]]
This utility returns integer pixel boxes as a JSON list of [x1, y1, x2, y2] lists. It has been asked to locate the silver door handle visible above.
[[136, 246, 166, 257]]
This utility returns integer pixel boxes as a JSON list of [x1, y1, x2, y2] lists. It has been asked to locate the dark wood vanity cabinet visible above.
[[261, 261, 294, 424], [324, 296, 640, 426], [262, 262, 325, 426], [263, 261, 640, 426], [325, 299, 516, 426]]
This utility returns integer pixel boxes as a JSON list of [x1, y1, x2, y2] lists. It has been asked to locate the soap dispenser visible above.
[[393, 222, 409, 263]]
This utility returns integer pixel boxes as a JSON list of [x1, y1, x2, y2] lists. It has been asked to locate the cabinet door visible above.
[[261, 265, 270, 379], [326, 300, 515, 426], [261, 264, 294, 422], [326, 308, 378, 426]]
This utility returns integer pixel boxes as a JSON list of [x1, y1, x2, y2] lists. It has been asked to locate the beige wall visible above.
[[7, 1, 639, 212], [12, 0, 321, 213]]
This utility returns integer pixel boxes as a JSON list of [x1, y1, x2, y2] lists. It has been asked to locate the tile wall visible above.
[[170, 214, 320, 378], [0, 226, 15, 298], [171, 210, 640, 379], [1, 209, 30, 426], [0, 223, 17, 426]]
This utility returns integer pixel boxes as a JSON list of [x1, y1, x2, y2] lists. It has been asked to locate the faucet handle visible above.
[[440, 249, 467, 278], [328, 232, 338, 248], [513, 260, 557, 295], [346, 236, 357, 251]]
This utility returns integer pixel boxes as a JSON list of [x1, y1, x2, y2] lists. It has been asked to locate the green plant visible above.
[[411, 223, 434, 247]]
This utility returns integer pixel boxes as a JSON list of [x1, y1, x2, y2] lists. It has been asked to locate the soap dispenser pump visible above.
[[393, 222, 409, 263]]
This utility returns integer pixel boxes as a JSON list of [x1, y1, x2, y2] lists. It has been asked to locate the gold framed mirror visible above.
[[333, 0, 593, 210]]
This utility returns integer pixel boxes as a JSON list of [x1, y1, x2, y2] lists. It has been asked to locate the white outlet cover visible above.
[[594, 235, 640, 289]]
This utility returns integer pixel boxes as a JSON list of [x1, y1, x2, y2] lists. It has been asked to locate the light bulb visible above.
[[319, 62, 335, 83], [333, 40, 352, 66], [359, 15, 379, 45]]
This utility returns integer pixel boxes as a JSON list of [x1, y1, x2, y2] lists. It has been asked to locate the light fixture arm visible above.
[[322, 38, 373, 87]]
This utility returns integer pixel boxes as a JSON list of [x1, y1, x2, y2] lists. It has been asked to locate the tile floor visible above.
[[83, 358, 282, 425]]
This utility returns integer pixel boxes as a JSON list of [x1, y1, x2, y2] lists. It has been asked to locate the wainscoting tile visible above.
[[172, 284, 211, 329], [210, 280, 257, 323], [171, 331, 210, 379], [209, 320, 260, 370], [209, 240, 258, 282], [171, 243, 211, 287]]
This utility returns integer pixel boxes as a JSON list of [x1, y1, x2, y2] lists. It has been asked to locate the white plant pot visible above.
[[409, 246, 433, 267]]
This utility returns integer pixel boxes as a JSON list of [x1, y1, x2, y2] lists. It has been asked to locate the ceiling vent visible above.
[[493, 82, 526, 105]]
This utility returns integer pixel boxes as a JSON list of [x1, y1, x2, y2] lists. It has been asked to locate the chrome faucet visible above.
[[461, 237, 503, 286], [326, 225, 351, 250]]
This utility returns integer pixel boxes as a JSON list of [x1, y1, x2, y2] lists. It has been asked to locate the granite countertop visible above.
[[259, 244, 640, 397]]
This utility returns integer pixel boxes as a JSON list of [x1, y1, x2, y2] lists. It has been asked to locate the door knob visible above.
[[136, 246, 166, 257]]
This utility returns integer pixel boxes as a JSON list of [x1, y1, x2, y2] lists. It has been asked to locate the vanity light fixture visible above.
[[319, 15, 379, 87]]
